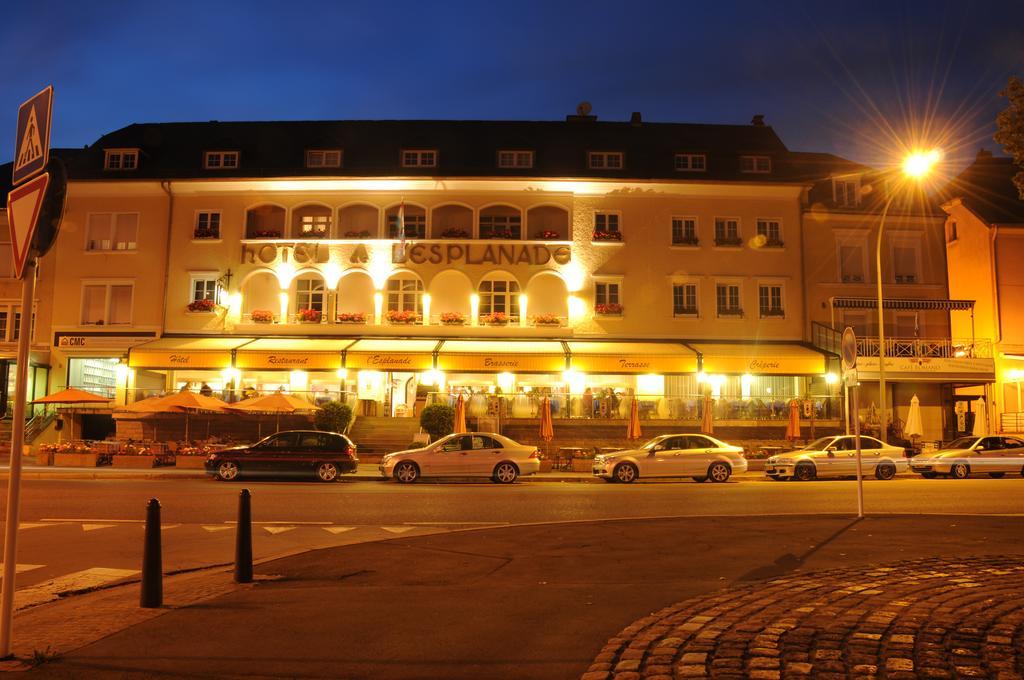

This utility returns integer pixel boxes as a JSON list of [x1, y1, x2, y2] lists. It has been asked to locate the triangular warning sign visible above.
[[14, 106, 43, 173], [7, 173, 48, 279]]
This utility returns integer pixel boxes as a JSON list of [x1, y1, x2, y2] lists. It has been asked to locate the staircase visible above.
[[348, 417, 423, 459]]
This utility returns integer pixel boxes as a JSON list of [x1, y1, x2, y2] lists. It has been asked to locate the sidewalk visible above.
[[15, 514, 1024, 679]]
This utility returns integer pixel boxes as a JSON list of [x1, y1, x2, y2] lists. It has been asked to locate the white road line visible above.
[[322, 527, 356, 534], [82, 524, 118, 532], [0, 564, 44, 574], [263, 526, 295, 535], [18, 523, 53, 530], [201, 525, 233, 532], [160, 524, 182, 530], [403, 521, 509, 525], [223, 521, 333, 525], [40, 519, 144, 523], [381, 526, 416, 534]]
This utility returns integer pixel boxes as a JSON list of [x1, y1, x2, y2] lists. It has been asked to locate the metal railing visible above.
[[856, 337, 991, 359], [1001, 412, 1024, 434]]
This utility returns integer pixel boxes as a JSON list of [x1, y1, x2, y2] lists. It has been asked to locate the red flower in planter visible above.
[[187, 299, 216, 312]]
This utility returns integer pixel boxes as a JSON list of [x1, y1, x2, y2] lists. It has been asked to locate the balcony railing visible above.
[[856, 337, 992, 359], [1000, 412, 1024, 434]]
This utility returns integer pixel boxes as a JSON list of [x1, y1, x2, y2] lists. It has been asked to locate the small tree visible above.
[[995, 75, 1024, 199], [315, 401, 353, 433], [420, 404, 454, 441]]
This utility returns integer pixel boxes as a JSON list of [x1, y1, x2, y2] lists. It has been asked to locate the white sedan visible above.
[[765, 435, 908, 481], [591, 434, 747, 483], [380, 432, 541, 484]]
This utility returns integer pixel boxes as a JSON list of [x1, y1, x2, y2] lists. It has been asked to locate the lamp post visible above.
[[875, 149, 941, 443]]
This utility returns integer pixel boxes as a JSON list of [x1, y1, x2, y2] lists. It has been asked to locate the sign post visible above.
[[841, 327, 864, 519], [0, 86, 56, 659]]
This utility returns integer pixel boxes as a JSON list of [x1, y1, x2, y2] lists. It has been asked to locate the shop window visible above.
[[758, 285, 784, 318], [714, 218, 741, 246], [86, 213, 138, 251], [673, 283, 698, 317], [387, 276, 423, 313], [194, 211, 221, 239], [479, 279, 520, 316], [716, 283, 742, 317], [81, 283, 133, 326], [756, 219, 783, 247], [295, 278, 325, 313], [671, 217, 698, 246], [68, 358, 119, 398]]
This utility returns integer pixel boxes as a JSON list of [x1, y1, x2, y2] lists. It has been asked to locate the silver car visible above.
[[592, 434, 747, 484], [380, 432, 541, 484], [765, 435, 908, 481], [910, 435, 1024, 479]]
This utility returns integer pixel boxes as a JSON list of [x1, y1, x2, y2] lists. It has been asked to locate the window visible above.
[[191, 277, 220, 304], [401, 149, 437, 168], [594, 282, 621, 314], [104, 149, 139, 171], [386, 276, 423, 313], [947, 220, 958, 243], [834, 178, 860, 207], [842, 311, 869, 336], [594, 213, 620, 234], [0, 311, 7, 339], [740, 155, 771, 173], [671, 217, 698, 246], [756, 219, 783, 246], [673, 283, 698, 316], [479, 211, 522, 239], [299, 214, 331, 237], [674, 154, 706, 171], [295, 278, 325, 313], [86, 213, 138, 251], [892, 245, 918, 284], [194, 212, 221, 239], [204, 151, 239, 169], [497, 150, 534, 169], [588, 151, 623, 169], [387, 212, 426, 239], [838, 242, 866, 283], [893, 313, 919, 338], [479, 279, 520, 316], [81, 283, 133, 326], [716, 283, 742, 316], [305, 149, 342, 168], [758, 285, 784, 318], [714, 218, 741, 246]]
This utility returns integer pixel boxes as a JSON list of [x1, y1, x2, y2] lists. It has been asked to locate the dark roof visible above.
[[0, 149, 86, 209], [943, 153, 1024, 225], [56, 118, 804, 183]]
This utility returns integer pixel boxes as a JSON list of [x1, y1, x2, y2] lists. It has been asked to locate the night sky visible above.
[[2, 1, 1023, 169]]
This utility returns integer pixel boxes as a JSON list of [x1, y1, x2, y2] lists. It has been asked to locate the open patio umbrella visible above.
[[700, 393, 715, 435], [539, 397, 554, 461], [904, 394, 924, 444], [226, 392, 319, 434], [626, 396, 642, 441], [972, 397, 988, 437], [116, 390, 229, 442], [785, 399, 801, 441], [453, 394, 467, 434], [32, 387, 112, 442]]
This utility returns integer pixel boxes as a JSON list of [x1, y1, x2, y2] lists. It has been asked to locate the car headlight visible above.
[[594, 456, 605, 464], [767, 457, 776, 464]]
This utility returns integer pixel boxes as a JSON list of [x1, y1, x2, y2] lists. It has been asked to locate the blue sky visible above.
[[2, 0, 1022, 167]]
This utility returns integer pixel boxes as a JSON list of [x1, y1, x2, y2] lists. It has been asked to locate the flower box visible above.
[[175, 455, 209, 469], [483, 230, 514, 240], [594, 303, 623, 316], [441, 229, 470, 239], [480, 313, 509, 326], [113, 454, 160, 469], [538, 460, 553, 473], [250, 230, 282, 239], [35, 450, 53, 466], [298, 308, 323, 323], [718, 308, 744, 317], [763, 238, 784, 248], [386, 310, 421, 325], [250, 310, 274, 324], [761, 309, 785, 318], [672, 238, 699, 246], [344, 230, 372, 239], [54, 452, 102, 467], [193, 228, 220, 240], [592, 231, 622, 242], [714, 237, 743, 247], [572, 458, 595, 472], [337, 312, 367, 324], [299, 231, 328, 239], [535, 230, 561, 240], [187, 299, 216, 313], [532, 314, 561, 327], [440, 312, 466, 326]]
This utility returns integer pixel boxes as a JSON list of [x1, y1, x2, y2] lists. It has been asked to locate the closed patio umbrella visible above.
[[700, 393, 714, 435], [539, 397, 554, 461], [626, 396, 642, 440], [453, 394, 467, 434], [972, 397, 988, 437], [785, 399, 801, 441], [904, 395, 924, 442]]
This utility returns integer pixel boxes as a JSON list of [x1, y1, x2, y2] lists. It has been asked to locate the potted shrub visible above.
[[251, 309, 274, 324], [337, 311, 367, 324], [592, 230, 622, 242], [315, 401, 354, 433], [480, 312, 509, 326], [535, 230, 560, 240], [386, 309, 421, 325], [441, 228, 469, 239], [420, 404, 454, 441], [440, 312, 466, 326], [532, 313, 561, 327], [298, 308, 323, 324], [187, 299, 216, 313], [595, 303, 623, 316]]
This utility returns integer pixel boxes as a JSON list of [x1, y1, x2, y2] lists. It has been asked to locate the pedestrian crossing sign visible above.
[[12, 86, 52, 186]]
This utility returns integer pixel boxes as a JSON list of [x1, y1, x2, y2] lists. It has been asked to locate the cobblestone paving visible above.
[[582, 556, 1024, 680]]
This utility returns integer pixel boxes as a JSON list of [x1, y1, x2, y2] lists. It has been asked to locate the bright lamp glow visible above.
[[825, 372, 839, 385], [497, 372, 516, 392], [903, 149, 941, 179]]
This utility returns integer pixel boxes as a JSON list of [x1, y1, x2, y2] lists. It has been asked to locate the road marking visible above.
[[40, 518, 144, 523], [161, 524, 182, 530], [82, 524, 118, 532], [222, 521, 333, 525], [322, 527, 356, 534], [14, 567, 139, 610], [0, 564, 43, 574], [263, 526, 295, 535], [202, 525, 233, 532], [19, 523, 52, 530], [381, 526, 416, 534], [403, 521, 509, 525]]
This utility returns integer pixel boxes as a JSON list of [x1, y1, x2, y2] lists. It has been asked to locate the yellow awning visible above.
[[693, 343, 828, 375], [568, 341, 697, 374], [128, 337, 253, 370], [436, 340, 566, 373], [235, 338, 345, 371], [344, 339, 438, 371]]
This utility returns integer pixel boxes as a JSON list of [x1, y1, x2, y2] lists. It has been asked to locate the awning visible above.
[[344, 339, 438, 371], [832, 297, 975, 311], [236, 338, 344, 371], [436, 340, 566, 373], [128, 337, 253, 370], [692, 343, 828, 375], [568, 341, 696, 374]]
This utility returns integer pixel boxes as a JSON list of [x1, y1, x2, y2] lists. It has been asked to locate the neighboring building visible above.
[[941, 150, 1024, 435]]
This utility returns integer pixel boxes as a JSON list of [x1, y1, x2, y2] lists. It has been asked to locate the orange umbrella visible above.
[[700, 393, 715, 435], [33, 387, 112, 442], [539, 397, 554, 442], [626, 396, 642, 440], [116, 390, 228, 442], [453, 394, 467, 434], [226, 393, 318, 433], [785, 399, 801, 441]]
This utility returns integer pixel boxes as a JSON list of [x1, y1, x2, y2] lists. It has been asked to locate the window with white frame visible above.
[[299, 214, 331, 237], [479, 279, 520, 316], [671, 217, 698, 245], [758, 284, 784, 317], [401, 149, 437, 168], [104, 148, 139, 171], [479, 212, 521, 239], [81, 283, 133, 326], [673, 283, 699, 316], [892, 243, 919, 284], [305, 149, 342, 168], [740, 155, 771, 173], [204, 151, 239, 169], [386, 212, 426, 239], [386, 276, 423, 313], [194, 211, 221, 239], [0, 310, 7, 340], [594, 212, 620, 236], [11, 308, 35, 342], [837, 238, 867, 283], [674, 153, 706, 171], [715, 283, 742, 316], [295, 278, 325, 312], [594, 281, 621, 314], [588, 151, 623, 169], [714, 218, 741, 246], [497, 150, 534, 169], [86, 213, 138, 251], [833, 177, 860, 207], [190, 276, 220, 304], [756, 219, 783, 246], [0, 305, 34, 342]]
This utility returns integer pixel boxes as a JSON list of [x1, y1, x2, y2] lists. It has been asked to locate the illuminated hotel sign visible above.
[[436, 353, 566, 373], [571, 355, 698, 374], [345, 352, 434, 371], [235, 351, 341, 371], [393, 243, 571, 266], [129, 350, 233, 369]]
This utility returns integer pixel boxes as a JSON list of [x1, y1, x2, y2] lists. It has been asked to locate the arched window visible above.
[[479, 206, 522, 240], [386, 275, 423, 313], [479, 277, 520, 317], [385, 205, 426, 239]]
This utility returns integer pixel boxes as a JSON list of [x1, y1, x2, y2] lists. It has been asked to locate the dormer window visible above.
[[497, 150, 534, 169], [306, 149, 342, 168], [401, 149, 437, 168], [740, 155, 771, 173], [833, 176, 861, 207], [204, 151, 239, 170], [104, 149, 139, 171], [588, 151, 623, 169], [674, 153, 706, 171]]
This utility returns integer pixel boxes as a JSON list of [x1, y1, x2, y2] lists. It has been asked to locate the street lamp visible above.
[[875, 149, 941, 442]]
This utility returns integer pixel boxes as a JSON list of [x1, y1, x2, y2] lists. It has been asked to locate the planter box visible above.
[[571, 458, 595, 472], [113, 454, 159, 469], [54, 452, 101, 467], [538, 460, 553, 473], [174, 455, 208, 469], [35, 451, 53, 466]]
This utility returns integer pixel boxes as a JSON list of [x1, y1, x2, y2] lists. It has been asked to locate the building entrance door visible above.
[[387, 372, 418, 417]]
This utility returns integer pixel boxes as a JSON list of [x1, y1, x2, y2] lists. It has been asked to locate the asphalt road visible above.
[[1, 474, 1023, 597]]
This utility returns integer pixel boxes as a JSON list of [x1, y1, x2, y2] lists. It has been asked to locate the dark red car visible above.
[[205, 430, 358, 482]]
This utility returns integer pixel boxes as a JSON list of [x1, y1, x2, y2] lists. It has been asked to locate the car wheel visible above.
[[875, 462, 896, 480], [614, 462, 638, 484], [394, 461, 420, 484], [951, 462, 970, 479], [216, 461, 239, 482], [921, 471, 937, 479], [708, 462, 731, 483], [493, 462, 519, 484], [988, 472, 1005, 479], [315, 462, 339, 482], [691, 476, 707, 483], [794, 462, 816, 482]]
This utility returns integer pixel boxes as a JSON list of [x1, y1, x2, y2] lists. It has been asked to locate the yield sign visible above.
[[7, 173, 49, 279]]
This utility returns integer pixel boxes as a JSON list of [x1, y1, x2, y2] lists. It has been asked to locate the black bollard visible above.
[[234, 489, 253, 583], [140, 498, 162, 608]]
